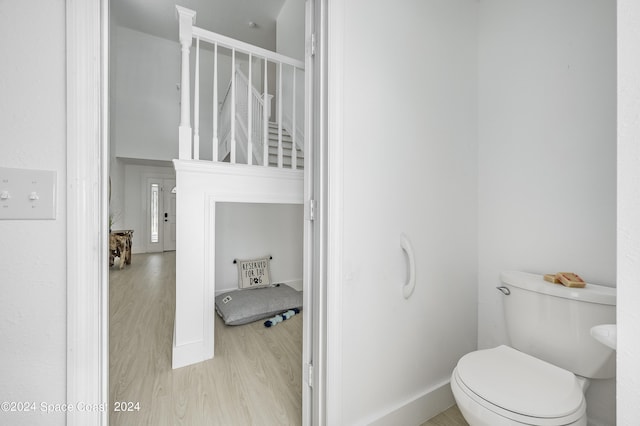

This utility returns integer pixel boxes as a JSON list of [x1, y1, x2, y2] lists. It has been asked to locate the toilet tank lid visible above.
[[500, 271, 616, 306]]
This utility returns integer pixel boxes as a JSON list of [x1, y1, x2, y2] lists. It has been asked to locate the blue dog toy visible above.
[[264, 308, 300, 327]]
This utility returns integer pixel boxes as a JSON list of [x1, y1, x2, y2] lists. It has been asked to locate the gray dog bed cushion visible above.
[[215, 284, 303, 326]]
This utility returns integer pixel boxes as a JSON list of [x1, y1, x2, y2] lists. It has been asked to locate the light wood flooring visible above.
[[421, 405, 469, 426], [109, 251, 468, 426], [109, 252, 302, 425]]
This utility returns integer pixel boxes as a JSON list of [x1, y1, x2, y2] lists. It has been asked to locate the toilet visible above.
[[451, 271, 616, 426]]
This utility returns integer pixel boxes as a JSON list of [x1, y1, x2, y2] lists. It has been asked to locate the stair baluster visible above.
[[212, 42, 218, 162], [176, 5, 304, 167], [263, 59, 269, 167]]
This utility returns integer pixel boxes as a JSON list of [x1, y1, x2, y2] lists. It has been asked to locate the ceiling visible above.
[[111, 0, 288, 50]]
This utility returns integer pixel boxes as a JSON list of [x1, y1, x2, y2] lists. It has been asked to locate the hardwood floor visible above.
[[109, 252, 302, 425], [421, 405, 469, 426], [109, 252, 469, 425]]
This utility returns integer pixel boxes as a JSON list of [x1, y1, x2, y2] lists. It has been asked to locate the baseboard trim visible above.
[[214, 279, 303, 295], [172, 336, 211, 369], [280, 279, 303, 291], [365, 379, 455, 426]]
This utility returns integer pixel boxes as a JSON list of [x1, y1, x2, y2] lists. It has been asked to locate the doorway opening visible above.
[[66, 0, 323, 422], [106, 0, 318, 424]]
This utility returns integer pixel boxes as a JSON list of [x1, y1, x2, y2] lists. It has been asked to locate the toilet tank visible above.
[[500, 271, 616, 379]]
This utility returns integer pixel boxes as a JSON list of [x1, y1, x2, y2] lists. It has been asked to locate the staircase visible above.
[[176, 7, 305, 168], [217, 67, 304, 170], [267, 122, 304, 170]]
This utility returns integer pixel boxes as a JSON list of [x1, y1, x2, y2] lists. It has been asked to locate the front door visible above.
[[147, 177, 176, 252]]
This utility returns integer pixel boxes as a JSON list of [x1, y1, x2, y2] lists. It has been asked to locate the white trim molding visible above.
[[172, 161, 303, 369], [325, 0, 344, 423], [66, 0, 109, 425], [364, 380, 454, 426], [618, 1, 640, 423]]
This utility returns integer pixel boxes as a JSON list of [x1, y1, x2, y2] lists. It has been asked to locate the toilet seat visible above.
[[453, 345, 586, 425]]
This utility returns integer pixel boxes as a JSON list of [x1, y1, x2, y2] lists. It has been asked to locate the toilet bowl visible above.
[[451, 345, 586, 426], [450, 271, 616, 426]]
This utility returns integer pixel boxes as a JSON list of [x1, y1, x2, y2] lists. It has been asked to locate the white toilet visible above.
[[451, 271, 616, 426]]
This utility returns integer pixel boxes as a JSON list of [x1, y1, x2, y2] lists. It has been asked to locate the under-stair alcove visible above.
[[172, 160, 304, 368], [215, 202, 304, 295]]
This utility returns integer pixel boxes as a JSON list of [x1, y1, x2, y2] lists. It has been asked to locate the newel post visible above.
[[176, 6, 196, 159]]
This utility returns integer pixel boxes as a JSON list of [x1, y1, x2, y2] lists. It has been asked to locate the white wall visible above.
[[215, 203, 303, 293], [277, 0, 305, 61], [0, 1, 66, 425], [333, 1, 478, 423], [618, 1, 640, 424], [276, 0, 305, 147], [477, 1, 617, 424], [113, 26, 180, 161]]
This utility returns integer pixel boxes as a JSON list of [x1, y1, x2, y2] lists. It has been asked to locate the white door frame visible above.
[[163, 179, 177, 251], [66, 0, 109, 424], [302, 0, 315, 424], [323, 0, 343, 423], [65, 0, 640, 424], [66, 1, 328, 425]]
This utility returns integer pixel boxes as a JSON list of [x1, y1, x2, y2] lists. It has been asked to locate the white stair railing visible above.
[[219, 67, 273, 165], [176, 5, 304, 169]]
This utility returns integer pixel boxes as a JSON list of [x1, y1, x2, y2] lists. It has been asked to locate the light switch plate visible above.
[[0, 167, 57, 220]]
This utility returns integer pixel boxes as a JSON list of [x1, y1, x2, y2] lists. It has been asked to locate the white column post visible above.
[[176, 6, 196, 160], [193, 37, 200, 160]]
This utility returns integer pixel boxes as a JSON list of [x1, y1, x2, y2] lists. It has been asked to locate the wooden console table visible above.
[[110, 230, 133, 269]]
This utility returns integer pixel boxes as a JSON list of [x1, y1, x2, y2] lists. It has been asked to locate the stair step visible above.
[[268, 131, 293, 142], [267, 129, 294, 137], [268, 134, 293, 141], [268, 146, 303, 158], [269, 154, 304, 168], [267, 122, 299, 131], [268, 140, 294, 150], [257, 137, 293, 147]]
